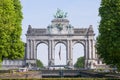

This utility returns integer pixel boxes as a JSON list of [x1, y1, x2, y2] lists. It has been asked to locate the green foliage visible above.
[[97, 0, 120, 70], [74, 56, 84, 68], [9, 0, 24, 59], [36, 59, 43, 68], [0, 0, 24, 62]]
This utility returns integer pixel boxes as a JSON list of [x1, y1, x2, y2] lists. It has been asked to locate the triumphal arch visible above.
[[25, 9, 98, 69]]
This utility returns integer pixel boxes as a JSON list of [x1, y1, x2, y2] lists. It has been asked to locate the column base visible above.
[[67, 60, 73, 67], [86, 59, 97, 69], [48, 59, 54, 66]]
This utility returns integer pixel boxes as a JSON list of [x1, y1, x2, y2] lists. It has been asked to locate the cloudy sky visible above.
[[20, 0, 101, 66]]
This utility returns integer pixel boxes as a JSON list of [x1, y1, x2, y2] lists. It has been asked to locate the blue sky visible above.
[[20, 0, 101, 66]]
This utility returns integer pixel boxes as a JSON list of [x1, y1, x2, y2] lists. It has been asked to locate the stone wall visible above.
[[1, 59, 25, 69]]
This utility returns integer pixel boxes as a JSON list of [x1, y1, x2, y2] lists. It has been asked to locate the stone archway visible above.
[[37, 43, 48, 66], [73, 42, 85, 67], [55, 43, 66, 65], [25, 16, 97, 69]]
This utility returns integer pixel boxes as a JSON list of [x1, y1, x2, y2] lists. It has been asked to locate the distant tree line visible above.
[[74, 56, 84, 68], [37, 59, 43, 68]]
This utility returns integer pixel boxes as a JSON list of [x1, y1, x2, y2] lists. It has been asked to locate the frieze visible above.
[[74, 28, 87, 35], [26, 28, 47, 36]]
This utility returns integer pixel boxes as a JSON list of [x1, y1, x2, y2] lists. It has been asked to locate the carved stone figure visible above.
[[54, 8, 67, 18]]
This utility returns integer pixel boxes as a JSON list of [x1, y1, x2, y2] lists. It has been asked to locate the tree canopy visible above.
[[74, 56, 84, 68], [97, 0, 120, 70], [0, 0, 24, 62], [36, 59, 43, 68]]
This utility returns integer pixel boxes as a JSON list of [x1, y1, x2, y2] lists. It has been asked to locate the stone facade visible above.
[[1, 59, 25, 69], [25, 18, 100, 69]]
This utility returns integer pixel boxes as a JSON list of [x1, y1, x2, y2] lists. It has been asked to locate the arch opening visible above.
[[73, 43, 85, 68], [55, 43, 66, 65], [37, 43, 48, 67]]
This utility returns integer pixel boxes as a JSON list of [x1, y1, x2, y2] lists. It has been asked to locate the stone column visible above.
[[85, 40, 88, 59], [48, 40, 52, 66], [86, 39, 89, 59], [66, 40, 70, 66], [66, 40, 69, 63], [32, 40, 34, 59], [69, 40, 73, 60], [92, 40, 96, 59], [33, 40, 36, 59], [35, 46, 37, 59], [91, 40, 93, 59], [30, 40, 33, 59], [88, 39, 91, 59], [26, 39, 30, 59], [69, 40, 73, 66], [66, 40, 73, 66], [33, 41, 37, 59], [51, 40, 55, 65], [85, 40, 88, 69]]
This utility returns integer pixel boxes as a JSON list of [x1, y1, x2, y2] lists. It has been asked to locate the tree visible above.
[[8, 0, 24, 59], [36, 59, 43, 68], [0, 0, 15, 61], [0, 0, 24, 62], [97, 0, 120, 70], [74, 57, 84, 68]]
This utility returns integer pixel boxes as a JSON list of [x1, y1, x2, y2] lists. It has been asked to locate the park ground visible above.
[[0, 70, 120, 79]]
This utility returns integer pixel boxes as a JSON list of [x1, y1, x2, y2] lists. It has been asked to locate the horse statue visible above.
[[54, 8, 67, 18]]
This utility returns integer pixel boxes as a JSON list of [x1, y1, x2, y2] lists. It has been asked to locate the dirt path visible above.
[[0, 71, 42, 79]]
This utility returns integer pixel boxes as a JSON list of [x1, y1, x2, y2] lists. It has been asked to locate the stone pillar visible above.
[[85, 40, 88, 69], [48, 40, 52, 66], [70, 40, 73, 60], [26, 39, 30, 59], [33, 40, 37, 60], [66, 40, 69, 64], [88, 39, 96, 69], [66, 40, 73, 66], [88, 39, 91, 59], [51, 40, 55, 65], [69, 40, 73, 66], [35, 47, 37, 59], [92, 40, 96, 59], [30, 40, 33, 59], [32, 40, 34, 59], [91, 40, 93, 59], [33, 40, 36, 59], [87, 39, 89, 60]]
